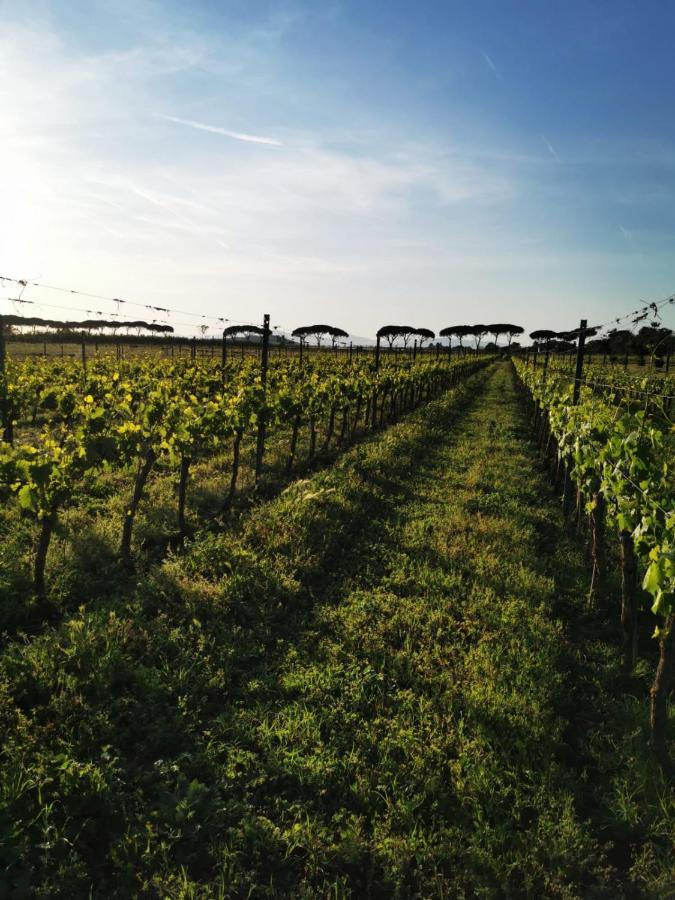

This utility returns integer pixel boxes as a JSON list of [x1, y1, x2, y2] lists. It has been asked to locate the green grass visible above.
[[1, 363, 672, 897]]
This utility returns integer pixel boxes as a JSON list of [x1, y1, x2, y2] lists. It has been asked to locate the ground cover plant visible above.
[[0, 362, 673, 896]]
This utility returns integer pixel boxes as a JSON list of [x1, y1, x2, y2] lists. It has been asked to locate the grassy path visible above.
[[4, 362, 666, 897], [233, 360, 616, 897]]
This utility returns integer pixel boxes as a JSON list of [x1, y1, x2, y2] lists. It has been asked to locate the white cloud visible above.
[[481, 51, 499, 77], [541, 135, 560, 162], [158, 114, 282, 146]]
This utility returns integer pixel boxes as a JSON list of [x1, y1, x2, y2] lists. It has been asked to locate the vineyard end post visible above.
[[221, 331, 227, 369], [573, 319, 587, 405], [375, 334, 381, 371]]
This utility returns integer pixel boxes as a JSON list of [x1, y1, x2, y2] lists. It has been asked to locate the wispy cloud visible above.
[[481, 51, 499, 77], [619, 224, 633, 243], [158, 114, 282, 146], [541, 134, 560, 161]]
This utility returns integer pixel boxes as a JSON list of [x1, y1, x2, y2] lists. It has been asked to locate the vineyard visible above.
[[0, 344, 673, 895]]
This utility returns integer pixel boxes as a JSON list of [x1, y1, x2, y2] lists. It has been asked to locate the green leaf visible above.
[[17, 484, 38, 512]]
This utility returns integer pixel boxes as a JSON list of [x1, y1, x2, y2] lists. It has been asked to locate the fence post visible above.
[[533, 344, 539, 369], [255, 314, 270, 479], [191, 336, 196, 360], [572, 319, 587, 405], [375, 334, 381, 371], [81, 341, 87, 376], [349, 341, 353, 365], [221, 331, 227, 370], [543, 339, 550, 375]]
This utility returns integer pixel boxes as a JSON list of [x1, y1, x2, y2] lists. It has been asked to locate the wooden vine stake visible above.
[[650, 614, 675, 776], [0, 314, 11, 443], [589, 481, 605, 599], [572, 319, 587, 404], [619, 530, 639, 671], [255, 314, 270, 479]]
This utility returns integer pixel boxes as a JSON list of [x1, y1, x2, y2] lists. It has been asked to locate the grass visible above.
[[0, 363, 672, 897]]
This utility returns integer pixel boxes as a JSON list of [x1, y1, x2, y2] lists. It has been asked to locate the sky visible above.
[[1, 0, 674, 341]]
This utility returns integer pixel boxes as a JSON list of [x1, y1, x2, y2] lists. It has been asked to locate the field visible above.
[[0, 356, 673, 897]]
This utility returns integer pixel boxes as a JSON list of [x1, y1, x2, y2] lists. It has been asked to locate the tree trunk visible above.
[[350, 398, 362, 441], [379, 391, 387, 427], [562, 464, 574, 516], [308, 420, 317, 461], [649, 613, 675, 776], [575, 486, 584, 531], [322, 406, 336, 452], [286, 416, 300, 472], [2, 400, 13, 445], [34, 512, 55, 599], [338, 408, 349, 446], [589, 489, 605, 598], [619, 531, 639, 672], [120, 447, 157, 570], [177, 455, 191, 538], [226, 429, 243, 507], [554, 449, 563, 488]]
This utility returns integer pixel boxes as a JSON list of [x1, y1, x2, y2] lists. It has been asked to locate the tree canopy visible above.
[[376, 326, 436, 347], [439, 325, 474, 346], [487, 323, 524, 346], [529, 329, 558, 343], [469, 325, 489, 349], [416, 328, 435, 344], [0, 315, 174, 334], [292, 324, 349, 346], [223, 325, 264, 337]]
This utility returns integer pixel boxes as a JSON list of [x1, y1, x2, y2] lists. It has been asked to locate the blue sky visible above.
[[1, 0, 674, 340]]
